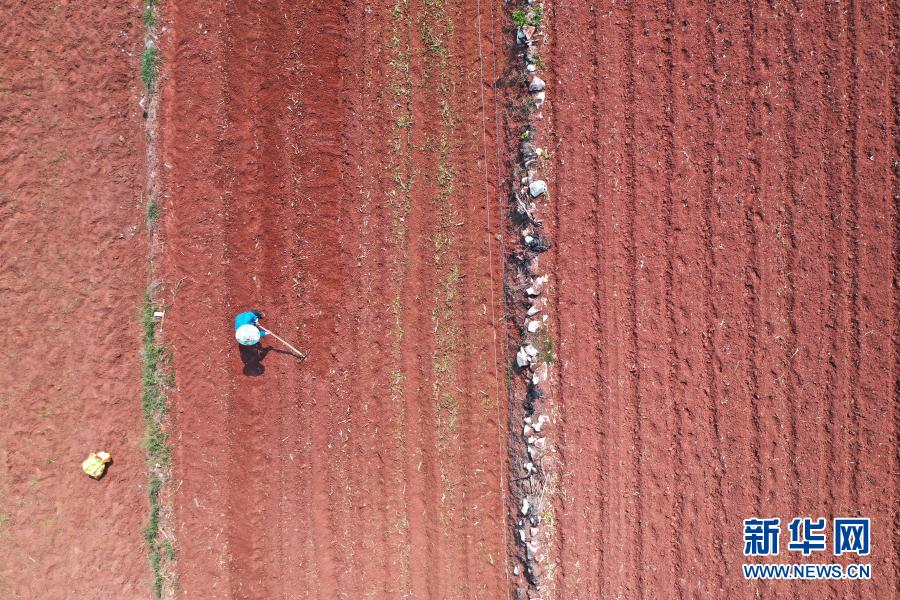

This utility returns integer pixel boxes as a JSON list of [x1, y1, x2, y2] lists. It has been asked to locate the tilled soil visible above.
[[2, 0, 894, 598], [0, 1, 151, 598], [544, 0, 895, 598], [157, 0, 510, 597]]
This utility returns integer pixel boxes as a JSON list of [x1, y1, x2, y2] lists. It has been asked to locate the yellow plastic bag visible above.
[[82, 451, 111, 479]]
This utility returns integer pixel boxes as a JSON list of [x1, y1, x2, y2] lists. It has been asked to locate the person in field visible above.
[[234, 310, 305, 375], [234, 310, 268, 346], [235, 310, 269, 375]]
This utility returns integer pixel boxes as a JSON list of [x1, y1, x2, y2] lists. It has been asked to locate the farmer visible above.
[[234, 310, 268, 346]]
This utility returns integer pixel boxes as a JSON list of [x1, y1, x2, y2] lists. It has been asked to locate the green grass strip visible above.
[[140, 294, 171, 598], [141, 46, 159, 89]]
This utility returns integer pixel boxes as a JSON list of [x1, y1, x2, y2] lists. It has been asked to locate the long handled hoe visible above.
[[258, 326, 306, 359]]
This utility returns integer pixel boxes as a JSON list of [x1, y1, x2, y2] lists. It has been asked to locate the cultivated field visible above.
[[155, 0, 510, 597], [545, 0, 895, 598], [0, 1, 150, 597], [0, 0, 894, 599]]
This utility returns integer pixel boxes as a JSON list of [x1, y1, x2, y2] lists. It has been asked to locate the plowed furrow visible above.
[[629, 0, 689, 594], [739, 0, 766, 524], [546, 0, 895, 597], [220, 2, 293, 595], [843, 0, 863, 515], [398, 3, 443, 596], [661, 1, 687, 595], [846, 0, 895, 595], [279, 2, 352, 595], [821, 0, 849, 531], [547, 1, 611, 597], [621, 3, 646, 593]]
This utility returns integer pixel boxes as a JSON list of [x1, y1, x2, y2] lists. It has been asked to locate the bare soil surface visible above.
[[545, 0, 896, 598], [2, 0, 894, 598], [157, 0, 510, 597], [0, 1, 151, 598]]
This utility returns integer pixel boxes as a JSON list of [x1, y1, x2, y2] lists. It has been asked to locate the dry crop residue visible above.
[[545, 0, 895, 598]]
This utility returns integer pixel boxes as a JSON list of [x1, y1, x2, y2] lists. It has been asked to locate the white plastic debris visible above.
[[521, 497, 530, 516], [529, 180, 547, 197], [516, 347, 530, 368], [524, 344, 539, 358], [526, 275, 549, 296], [153, 311, 165, 318], [533, 90, 546, 108], [526, 319, 541, 333], [529, 76, 546, 92], [524, 462, 535, 473], [527, 297, 546, 316]]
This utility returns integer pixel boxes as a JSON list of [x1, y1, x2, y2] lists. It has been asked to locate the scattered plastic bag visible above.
[[82, 451, 111, 479]]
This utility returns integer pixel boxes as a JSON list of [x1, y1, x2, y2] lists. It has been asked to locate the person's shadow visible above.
[[238, 343, 295, 376]]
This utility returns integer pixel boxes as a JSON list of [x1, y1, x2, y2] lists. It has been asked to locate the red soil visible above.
[[3, 0, 894, 598], [0, 1, 151, 598], [157, 0, 510, 597], [545, 0, 896, 598]]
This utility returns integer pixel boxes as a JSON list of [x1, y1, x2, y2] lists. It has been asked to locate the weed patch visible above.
[[140, 293, 172, 597], [147, 198, 159, 227], [540, 330, 555, 365], [512, 7, 543, 27], [140, 1, 160, 90], [143, 5, 156, 28], [141, 47, 159, 88]]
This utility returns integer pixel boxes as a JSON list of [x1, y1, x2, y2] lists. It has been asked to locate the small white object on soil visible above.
[[529, 76, 546, 92], [529, 180, 547, 197], [516, 347, 531, 368]]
